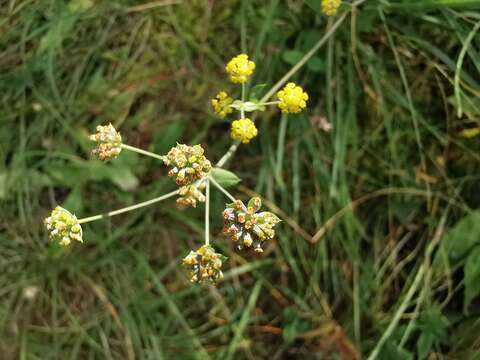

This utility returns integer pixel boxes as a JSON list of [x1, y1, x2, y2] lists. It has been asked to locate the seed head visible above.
[[223, 197, 281, 253], [44, 206, 83, 246], [177, 183, 206, 208], [182, 245, 226, 284], [276, 83, 309, 114], [230, 118, 258, 144], [163, 144, 212, 186], [89, 123, 122, 161], [225, 54, 255, 84]]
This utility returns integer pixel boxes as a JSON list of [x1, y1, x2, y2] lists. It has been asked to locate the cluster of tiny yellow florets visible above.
[[177, 183, 206, 208], [44, 206, 83, 246], [211, 91, 233, 118], [89, 123, 122, 161], [321, 0, 341, 16], [277, 83, 309, 114], [163, 144, 212, 186], [230, 118, 258, 144], [225, 54, 256, 84], [223, 197, 281, 253], [182, 245, 225, 284]]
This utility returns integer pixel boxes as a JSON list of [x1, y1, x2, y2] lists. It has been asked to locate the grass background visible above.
[[2, 0, 480, 358]]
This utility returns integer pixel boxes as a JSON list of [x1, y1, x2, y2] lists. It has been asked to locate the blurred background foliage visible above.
[[1, 0, 480, 358]]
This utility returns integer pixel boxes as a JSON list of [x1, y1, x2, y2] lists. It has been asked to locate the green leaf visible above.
[[464, 246, 480, 310], [210, 168, 241, 188], [442, 210, 480, 260], [153, 119, 186, 155], [281, 50, 304, 66], [249, 83, 268, 101], [378, 341, 413, 360], [417, 332, 434, 360], [306, 57, 325, 73]]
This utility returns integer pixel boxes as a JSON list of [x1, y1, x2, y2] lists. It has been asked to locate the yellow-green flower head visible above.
[[182, 245, 226, 284], [277, 83, 309, 114], [177, 183, 206, 208], [211, 91, 233, 118], [223, 197, 281, 253], [163, 144, 212, 186], [225, 54, 255, 84], [231, 118, 258, 144], [44, 206, 83, 246], [321, 0, 341, 16], [89, 123, 122, 161]]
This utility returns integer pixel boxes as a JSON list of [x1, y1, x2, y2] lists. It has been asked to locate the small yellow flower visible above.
[[225, 54, 255, 84], [211, 91, 233, 118], [231, 118, 258, 144], [44, 206, 83, 246], [276, 83, 309, 114], [321, 0, 341, 16]]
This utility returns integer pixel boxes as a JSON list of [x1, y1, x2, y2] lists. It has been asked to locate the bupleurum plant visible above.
[[44, 51, 312, 285]]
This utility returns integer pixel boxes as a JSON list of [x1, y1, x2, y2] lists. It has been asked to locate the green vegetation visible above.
[[2, 0, 480, 358]]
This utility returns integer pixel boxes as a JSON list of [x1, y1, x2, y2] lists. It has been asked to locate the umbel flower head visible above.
[[182, 245, 226, 284], [225, 54, 256, 84], [223, 197, 281, 253], [44, 206, 83, 246], [211, 91, 233, 118], [276, 83, 309, 114], [163, 144, 212, 186], [89, 123, 122, 161], [231, 118, 258, 144], [321, 0, 341, 16], [177, 183, 206, 208]]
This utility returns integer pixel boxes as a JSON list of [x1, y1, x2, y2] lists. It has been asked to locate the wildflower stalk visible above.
[[209, 176, 236, 202], [205, 179, 210, 246], [241, 82, 246, 119], [77, 189, 178, 224], [120, 144, 165, 161]]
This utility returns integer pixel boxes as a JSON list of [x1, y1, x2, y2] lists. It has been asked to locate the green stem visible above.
[[78, 190, 178, 224], [205, 179, 210, 246], [209, 176, 236, 202], [121, 144, 165, 161], [241, 82, 246, 118]]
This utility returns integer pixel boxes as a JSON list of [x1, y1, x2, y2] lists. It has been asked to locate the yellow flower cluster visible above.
[[276, 83, 309, 114], [89, 123, 122, 161], [182, 245, 225, 284], [230, 118, 258, 144], [225, 54, 256, 84], [211, 91, 233, 118], [44, 206, 83, 246], [321, 0, 341, 16]]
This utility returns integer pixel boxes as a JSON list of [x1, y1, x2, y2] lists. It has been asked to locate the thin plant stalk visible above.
[[78, 190, 178, 224], [209, 176, 236, 202], [121, 144, 165, 161], [205, 179, 210, 246]]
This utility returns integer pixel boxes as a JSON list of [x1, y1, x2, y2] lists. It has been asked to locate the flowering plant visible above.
[[44, 47, 317, 284]]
